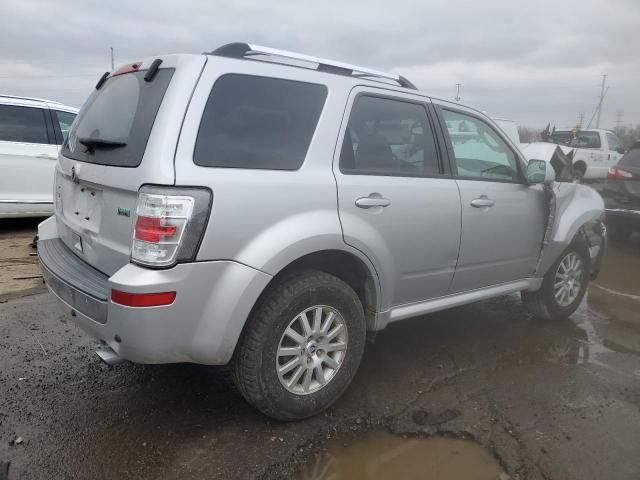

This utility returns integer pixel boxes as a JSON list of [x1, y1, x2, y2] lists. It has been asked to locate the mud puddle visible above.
[[294, 431, 505, 480], [583, 237, 640, 360]]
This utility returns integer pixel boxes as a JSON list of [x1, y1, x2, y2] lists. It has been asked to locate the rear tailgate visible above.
[[55, 54, 207, 276]]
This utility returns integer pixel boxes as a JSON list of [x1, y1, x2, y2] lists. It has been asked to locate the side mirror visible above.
[[617, 147, 626, 155], [526, 159, 555, 185]]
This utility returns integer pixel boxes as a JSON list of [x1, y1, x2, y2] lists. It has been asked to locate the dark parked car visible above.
[[602, 141, 640, 240]]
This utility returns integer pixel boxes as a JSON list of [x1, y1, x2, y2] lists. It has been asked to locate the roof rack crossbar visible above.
[[208, 42, 417, 90]]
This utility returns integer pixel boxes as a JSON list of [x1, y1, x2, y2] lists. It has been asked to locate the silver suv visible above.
[[38, 43, 606, 420]]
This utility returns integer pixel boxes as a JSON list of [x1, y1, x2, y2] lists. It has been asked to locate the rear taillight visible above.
[[111, 290, 176, 307], [131, 186, 212, 268], [608, 167, 633, 180]]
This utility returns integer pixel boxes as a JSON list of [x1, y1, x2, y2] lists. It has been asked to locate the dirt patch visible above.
[[0, 219, 46, 300]]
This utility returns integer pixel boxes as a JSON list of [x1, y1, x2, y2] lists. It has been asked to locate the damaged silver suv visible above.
[[38, 43, 606, 420]]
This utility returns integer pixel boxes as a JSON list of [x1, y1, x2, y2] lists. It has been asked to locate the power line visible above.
[[595, 74, 607, 129], [586, 74, 608, 129]]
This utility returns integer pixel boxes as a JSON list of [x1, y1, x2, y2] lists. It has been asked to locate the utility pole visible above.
[[615, 110, 623, 129], [454, 83, 462, 102], [577, 112, 584, 129], [110, 47, 115, 71], [595, 74, 607, 129]]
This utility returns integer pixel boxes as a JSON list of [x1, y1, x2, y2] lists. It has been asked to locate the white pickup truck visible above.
[[493, 120, 625, 181], [549, 128, 625, 180]]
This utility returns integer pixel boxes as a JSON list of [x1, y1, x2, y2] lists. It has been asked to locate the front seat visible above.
[[355, 133, 392, 171]]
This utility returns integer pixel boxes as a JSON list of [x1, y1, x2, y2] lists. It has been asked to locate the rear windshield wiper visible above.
[[78, 137, 127, 154]]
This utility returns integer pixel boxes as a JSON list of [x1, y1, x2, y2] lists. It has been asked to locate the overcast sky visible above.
[[1, 0, 638, 128]]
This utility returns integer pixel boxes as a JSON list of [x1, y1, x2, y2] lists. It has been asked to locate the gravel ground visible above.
[[1, 219, 639, 479]]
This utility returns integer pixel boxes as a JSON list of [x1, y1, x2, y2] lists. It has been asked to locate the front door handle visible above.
[[355, 194, 391, 209], [470, 195, 494, 208]]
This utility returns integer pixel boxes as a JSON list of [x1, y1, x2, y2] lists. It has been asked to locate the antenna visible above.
[[455, 83, 462, 102], [110, 47, 115, 71]]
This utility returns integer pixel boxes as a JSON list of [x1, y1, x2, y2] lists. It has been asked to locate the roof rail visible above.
[[207, 42, 418, 90], [0, 94, 62, 105]]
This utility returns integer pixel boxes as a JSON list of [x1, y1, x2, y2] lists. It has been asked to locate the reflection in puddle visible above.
[[554, 238, 640, 376], [295, 432, 505, 480]]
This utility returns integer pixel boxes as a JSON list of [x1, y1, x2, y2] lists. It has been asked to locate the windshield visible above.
[[63, 68, 174, 167]]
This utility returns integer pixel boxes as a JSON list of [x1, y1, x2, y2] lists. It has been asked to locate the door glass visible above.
[[340, 95, 440, 177], [194, 74, 327, 170], [55, 111, 77, 143], [0, 105, 49, 144], [442, 110, 519, 181], [606, 132, 622, 152]]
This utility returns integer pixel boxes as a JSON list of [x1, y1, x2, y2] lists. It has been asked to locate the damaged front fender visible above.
[[535, 182, 605, 278]]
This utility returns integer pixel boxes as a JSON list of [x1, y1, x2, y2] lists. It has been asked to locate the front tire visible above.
[[522, 240, 590, 321], [232, 270, 366, 421]]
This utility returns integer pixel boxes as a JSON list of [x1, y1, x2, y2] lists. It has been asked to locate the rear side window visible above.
[[553, 131, 601, 149], [0, 105, 49, 144], [606, 132, 622, 152], [63, 69, 174, 167], [194, 75, 327, 170], [340, 95, 440, 177]]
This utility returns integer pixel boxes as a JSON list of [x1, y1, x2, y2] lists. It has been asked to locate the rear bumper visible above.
[[38, 217, 272, 365]]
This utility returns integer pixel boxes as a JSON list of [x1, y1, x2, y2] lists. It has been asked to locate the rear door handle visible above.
[[470, 195, 494, 208], [37, 154, 56, 160], [355, 194, 391, 209]]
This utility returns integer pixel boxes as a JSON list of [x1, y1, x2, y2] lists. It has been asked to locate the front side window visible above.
[[340, 95, 440, 177], [0, 105, 49, 144], [194, 75, 327, 170], [442, 109, 520, 181], [54, 110, 76, 144], [606, 132, 622, 152]]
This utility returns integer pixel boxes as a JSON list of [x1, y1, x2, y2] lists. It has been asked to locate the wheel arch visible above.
[[262, 249, 379, 331]]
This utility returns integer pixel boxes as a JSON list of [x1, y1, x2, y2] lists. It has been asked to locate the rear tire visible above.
[[232, 270, 366, 421], [522, 239, 590, 321], [573, 161, 587, 181]]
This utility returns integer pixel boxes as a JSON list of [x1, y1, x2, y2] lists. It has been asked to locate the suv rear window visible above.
[[194, 74, 327, 170], [620, 146, 640, 167], [63, 69, 174, 167]]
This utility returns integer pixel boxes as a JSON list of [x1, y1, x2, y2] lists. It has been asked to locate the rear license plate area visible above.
[[62, 182, 103, 232]]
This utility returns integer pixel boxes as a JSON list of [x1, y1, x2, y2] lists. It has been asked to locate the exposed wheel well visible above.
[[265, 250, 378, 331], [573, 160, 587, 175]]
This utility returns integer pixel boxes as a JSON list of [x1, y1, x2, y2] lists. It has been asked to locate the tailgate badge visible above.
[[71, 164, 81, 183], [117, 207, 131, 217]]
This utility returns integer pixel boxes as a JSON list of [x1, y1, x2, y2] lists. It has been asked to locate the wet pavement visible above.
[[1, 219, 639, 479]]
